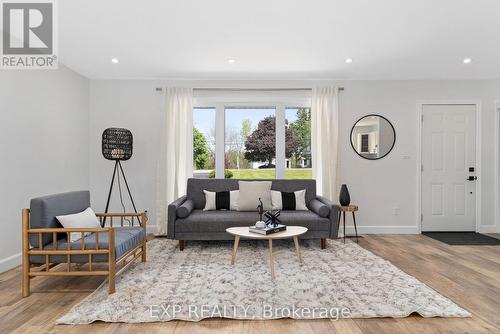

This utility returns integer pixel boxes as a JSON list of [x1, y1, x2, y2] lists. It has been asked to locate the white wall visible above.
[[0, 66, 90, 272], [89, 81, 163, 230], [89, 79, 500, 235], [340, 80, 500, 234]]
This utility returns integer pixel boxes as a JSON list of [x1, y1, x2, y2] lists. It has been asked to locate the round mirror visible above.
[[350, 114, 395, 160]]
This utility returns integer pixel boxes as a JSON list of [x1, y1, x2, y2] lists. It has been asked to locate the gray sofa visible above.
[[167, 179, 340, 249]]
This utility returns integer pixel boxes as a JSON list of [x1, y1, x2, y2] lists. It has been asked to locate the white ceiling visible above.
[[59, 0, 500, 80]]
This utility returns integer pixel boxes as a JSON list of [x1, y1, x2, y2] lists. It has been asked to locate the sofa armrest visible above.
[[167, 195, 187, 239], [316, 196, 340, 238]]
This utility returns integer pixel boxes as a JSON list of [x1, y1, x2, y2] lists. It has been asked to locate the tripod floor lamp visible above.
[[102, 128, 138, 225]]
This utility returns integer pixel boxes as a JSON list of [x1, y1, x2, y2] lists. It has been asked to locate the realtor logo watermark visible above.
[[1, 0, 57, 69]]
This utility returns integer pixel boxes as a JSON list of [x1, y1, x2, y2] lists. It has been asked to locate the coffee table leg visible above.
[[269, 239, 275, 280], [231, 235, 240, 265], [293, 236, 302, 263]]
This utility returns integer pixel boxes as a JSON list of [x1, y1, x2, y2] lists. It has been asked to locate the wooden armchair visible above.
[[22, 191, 147, 297]]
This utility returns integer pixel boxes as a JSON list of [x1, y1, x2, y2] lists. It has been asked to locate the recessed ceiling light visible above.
[[228, 58, 236, 64], [463, 58, 472, 64], [345, 58, 353, 63], [111, 58, 119, 64]]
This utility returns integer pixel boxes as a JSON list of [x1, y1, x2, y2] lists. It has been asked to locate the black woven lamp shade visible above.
[[102, 128, 133, 161]]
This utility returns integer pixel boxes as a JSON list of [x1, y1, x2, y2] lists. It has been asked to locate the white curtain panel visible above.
[[311, 86, 340, 201], [155, 88, 193, 235]]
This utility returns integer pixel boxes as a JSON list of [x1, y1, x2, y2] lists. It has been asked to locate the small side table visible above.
[[338, 205, 359, 244]]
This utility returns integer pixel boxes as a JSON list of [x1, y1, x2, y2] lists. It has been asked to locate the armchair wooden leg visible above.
[[141, 242, 147, 262], [141, 212, 147, 262], [22, 208, 30, 297], [22, 266, 30, 297], [179, 240, 185, 251], [320, 238, 326, 249], [108, 228, 116, 294]]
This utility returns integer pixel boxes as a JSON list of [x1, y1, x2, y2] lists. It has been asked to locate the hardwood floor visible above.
[[1, 234, 499, 334]]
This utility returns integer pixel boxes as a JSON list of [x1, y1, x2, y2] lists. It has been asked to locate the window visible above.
[[285, 108, 312, 179], [225, 107, 276, 179], [193, 108, 215, 178], [193, 94, 312, 179]]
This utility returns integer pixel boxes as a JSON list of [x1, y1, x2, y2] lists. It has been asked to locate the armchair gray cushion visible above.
[[308, 199, 330, 218], [29, 191, 91, 248], [30, 226, 145, 264], [177, 199, 194, 218]]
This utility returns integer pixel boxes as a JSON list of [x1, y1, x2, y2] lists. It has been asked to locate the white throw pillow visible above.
[[203, 190, 239, 211], [237, 181, 272, 211], [271, 189, 308, 211], [56, 207, 101, 242]]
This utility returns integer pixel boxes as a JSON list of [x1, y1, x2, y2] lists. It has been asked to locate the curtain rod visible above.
[[155, 87, 344, 92]]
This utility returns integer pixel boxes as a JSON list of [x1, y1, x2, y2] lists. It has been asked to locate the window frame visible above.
[[194, 93, 311, 179]]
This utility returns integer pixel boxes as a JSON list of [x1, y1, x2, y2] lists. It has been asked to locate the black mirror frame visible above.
[[349, 114, 396, 160]]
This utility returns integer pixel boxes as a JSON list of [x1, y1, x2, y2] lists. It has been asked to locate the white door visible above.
[[421, 104, 476, 231]]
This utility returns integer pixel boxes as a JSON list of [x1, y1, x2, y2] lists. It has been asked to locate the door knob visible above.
[[467, 176, 477, 181]]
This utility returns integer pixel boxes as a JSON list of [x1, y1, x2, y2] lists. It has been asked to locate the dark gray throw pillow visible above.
[[309, 199, 330, 218], [177, 199, 194, 218]]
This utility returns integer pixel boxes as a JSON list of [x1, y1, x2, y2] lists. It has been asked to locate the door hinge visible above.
[[421, 164, 423, 172], [421, 214, 423, 222], [421, 114, 424, 122]]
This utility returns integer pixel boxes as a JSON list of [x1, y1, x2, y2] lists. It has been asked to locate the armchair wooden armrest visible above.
[[95, 211, 148, 228]]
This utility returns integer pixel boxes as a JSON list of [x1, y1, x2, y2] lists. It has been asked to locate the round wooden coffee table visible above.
[[226, 226, 308, 280]]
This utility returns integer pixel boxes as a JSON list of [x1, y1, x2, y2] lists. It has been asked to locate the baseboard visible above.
[[342, 225, 420, 234], [0, 252, 21, 273], [146, 224, 157, 235], [478, 225, 499, 234]]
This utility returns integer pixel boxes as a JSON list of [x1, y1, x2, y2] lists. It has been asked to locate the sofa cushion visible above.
[[271, 190, 308, 211], [202, 190, 239, 211], [237, 181, 272, 211], [30, 191, 91, 247], [186, 178, 317, 210], [175, 210, 330, 234], [56, 207, 101, 242], [29, 226, 145, 264]]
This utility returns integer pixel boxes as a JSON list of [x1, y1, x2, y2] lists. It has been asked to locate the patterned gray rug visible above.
[[57, 238, 470, 324]]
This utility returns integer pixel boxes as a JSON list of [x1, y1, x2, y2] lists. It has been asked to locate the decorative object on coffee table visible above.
[[226, 226, 307, 280], [102, 128, 138, 225], [257, 197, 264, 221], [339, 205, 359, 243], [339, 184, 351, 206], [265, 210, 281, 227]]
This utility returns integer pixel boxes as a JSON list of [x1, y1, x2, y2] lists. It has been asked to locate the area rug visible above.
[[57, 238, 470, 324]]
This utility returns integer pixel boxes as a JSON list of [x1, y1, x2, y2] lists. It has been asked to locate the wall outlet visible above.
[[393, 207, 400, 216]]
